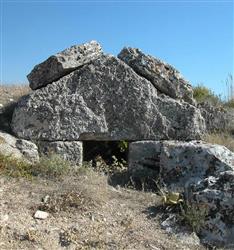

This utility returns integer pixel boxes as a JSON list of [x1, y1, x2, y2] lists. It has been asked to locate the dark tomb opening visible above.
[[83, 141, 128, 165]]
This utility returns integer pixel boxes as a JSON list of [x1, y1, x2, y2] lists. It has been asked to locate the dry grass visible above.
[[203, 132, 234, 152], [0, 154, 33, 179], [38, 190, 97, 213], [0, 84, 30, 106], [0, 153, 72, 179]]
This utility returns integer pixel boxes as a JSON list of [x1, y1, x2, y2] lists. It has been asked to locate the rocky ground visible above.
[[0, 169, 207, 250]]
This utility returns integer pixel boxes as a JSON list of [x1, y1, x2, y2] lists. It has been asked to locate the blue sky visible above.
[[0, 0, 233, 98]]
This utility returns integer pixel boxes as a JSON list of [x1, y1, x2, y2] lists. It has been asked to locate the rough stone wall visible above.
[[12, 41, 206, 143], [198, 102, 232, 133]]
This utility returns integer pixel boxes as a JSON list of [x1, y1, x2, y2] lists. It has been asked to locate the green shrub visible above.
[[0, 153, 72, 179], [32, 154, 71, 178], [193, 81, 234, 108], [117, 141, 128, 153], [180, 202, 209, 233], [193, 85, 222, 106], [0, 154, 33, 179]]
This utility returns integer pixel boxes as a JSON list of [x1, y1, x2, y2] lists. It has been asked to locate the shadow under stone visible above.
[[83, 141, 128, 165], [0, 102, 17, 134]]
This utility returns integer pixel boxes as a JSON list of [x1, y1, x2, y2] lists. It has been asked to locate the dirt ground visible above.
[[0, 170, 208, 250]]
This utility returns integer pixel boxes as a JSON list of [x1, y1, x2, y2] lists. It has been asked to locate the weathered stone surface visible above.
[[198, 102, 232, 132], [129, 140, 234, 176], [12, 55, 205, 141], [28, 41, 103, 90], [155, 95, 204, 140], [188, 171, 234, 246], [0, 131, 39, 163], [128, 141, 161, 174], [160, 214, 201, 246], [159, 141, 234, 191], [118, 47, 195, 105], [129, 140, 233, 190], [38, 141, 83, 165]]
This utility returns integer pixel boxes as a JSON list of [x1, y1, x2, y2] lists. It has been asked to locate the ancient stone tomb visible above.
[[12, 40, 205, 163], [10, 41, 234, 246]]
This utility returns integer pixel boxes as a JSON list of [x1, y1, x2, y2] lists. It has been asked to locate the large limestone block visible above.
[[188, 171, 234, 246], [28, 41, 103, 90], [12, 55, 205, 141], [198, 102, 234, 133], [155, 95, 204, 140], [160, 141, 234, 190], [128, 141, 161, 174], [0, 131, 39, 163], [128, 140, 234, 190], [38, 141, 83, 166], [118, 47, 195, 105]]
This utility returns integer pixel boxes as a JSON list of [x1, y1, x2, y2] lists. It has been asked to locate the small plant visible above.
[[111, 155, 127, 173], [161, 191, 183, 205], [154, 181, 209, 233], [39, 191, 94, 213], [32, 154, 71, 178], [180, 201, 209, 233], [24, 229, 40, 242], [93, 155, 127, 175], [154, 181, 183, 206], [158, 188, 183, 206], [117, 140, 128, 153], [155, 180, 209, 234], [76, 162, 93, 175]]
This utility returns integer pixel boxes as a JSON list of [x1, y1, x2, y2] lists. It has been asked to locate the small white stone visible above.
[[90, 213, 95, 221], [42, 195, 50, 203], [34, 210, 49, 220], [0, 214, 9, 222]]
